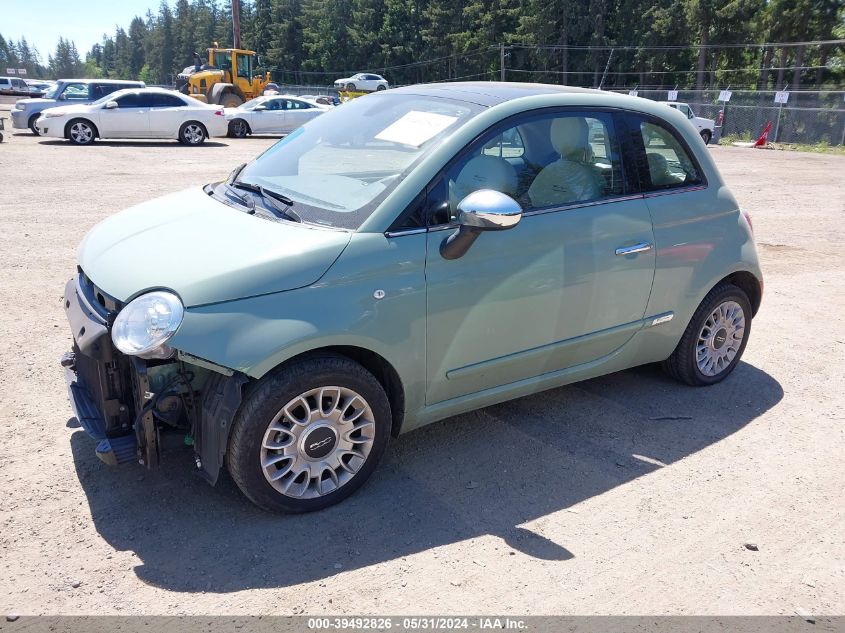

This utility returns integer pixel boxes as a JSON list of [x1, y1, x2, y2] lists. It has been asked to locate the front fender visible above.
[[168, 231, 428, 423]]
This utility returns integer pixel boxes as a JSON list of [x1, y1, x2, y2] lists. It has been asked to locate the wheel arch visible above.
[[180, 119, 209, 140], [265, 345, 406, 438], [720, 270, 762, 316]]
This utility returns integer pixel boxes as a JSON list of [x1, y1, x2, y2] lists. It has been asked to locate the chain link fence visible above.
[[610, 89, 845, 146], [271, 82, 845, 146]]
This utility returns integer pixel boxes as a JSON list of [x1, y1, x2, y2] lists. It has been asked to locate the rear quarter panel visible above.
[[635, 129, 761, 361]]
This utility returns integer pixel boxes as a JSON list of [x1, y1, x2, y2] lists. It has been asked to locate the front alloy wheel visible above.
[[228, 355, 391, 512], [68, 120, 95, 145], [228, 119, 249, 138], [260, 386, 376, 499]]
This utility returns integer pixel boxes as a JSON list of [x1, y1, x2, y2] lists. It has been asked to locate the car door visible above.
[[282, 99, 316, 131], [98, 92, 151, 138], [252, 98, 286, 133], [424, 109, 656, 404], [149, 92, 189, 137]]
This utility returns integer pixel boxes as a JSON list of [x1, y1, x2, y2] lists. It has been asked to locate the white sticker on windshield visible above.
[[375, 111, 458, 147]]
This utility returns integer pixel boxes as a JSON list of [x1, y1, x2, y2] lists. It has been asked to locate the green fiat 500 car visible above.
[[62, 82, 762, 512]]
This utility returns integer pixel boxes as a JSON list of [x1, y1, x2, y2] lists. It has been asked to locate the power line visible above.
[[508, 39, 845, 52], [507, 64, 834, 76]]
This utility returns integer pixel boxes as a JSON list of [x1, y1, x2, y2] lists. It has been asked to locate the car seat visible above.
[[527, 117, 603, 208], [646, 152, 682, 187], [448, 154, 519, 218]]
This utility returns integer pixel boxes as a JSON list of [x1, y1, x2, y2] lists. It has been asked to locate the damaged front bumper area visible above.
[[61, 272, 247, 484]]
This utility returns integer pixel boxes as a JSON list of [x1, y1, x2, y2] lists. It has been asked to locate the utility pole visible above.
[[232, 0, 241, 49], [598, 48, 614, 89], [500, 44, 506, 82]]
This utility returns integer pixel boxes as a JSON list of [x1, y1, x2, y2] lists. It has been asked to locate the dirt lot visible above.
[[0, 122, 843, 617]]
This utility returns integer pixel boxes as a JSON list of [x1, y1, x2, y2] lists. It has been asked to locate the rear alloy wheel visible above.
[[662, 283, 752, 386], [179, 121, 207, 145], [228, 355, 391, 512], [67, 119, 96, 145], [228, 118, 249, 138], [376, 85, 387, 91], [29, 114, 41, 135], [700, 129, 712, 145]]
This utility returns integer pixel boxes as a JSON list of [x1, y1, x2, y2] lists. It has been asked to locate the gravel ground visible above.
[[0, 124, 843, 616]]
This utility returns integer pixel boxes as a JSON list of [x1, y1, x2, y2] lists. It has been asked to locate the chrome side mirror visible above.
[[104, 101, 118, 109], [254, 104, 267, 111], [441, 189, 522, 260]]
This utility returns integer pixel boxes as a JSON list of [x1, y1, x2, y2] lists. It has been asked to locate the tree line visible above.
[[2, 0, 843, 90]]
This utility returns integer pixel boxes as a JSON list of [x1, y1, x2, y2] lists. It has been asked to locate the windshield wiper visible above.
[[218, 163, 255, 211], [231, 180, 301, 223]]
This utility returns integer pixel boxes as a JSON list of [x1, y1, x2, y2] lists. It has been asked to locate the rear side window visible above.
[[638, 120, 703, 191], [152, 93, 186, 107]]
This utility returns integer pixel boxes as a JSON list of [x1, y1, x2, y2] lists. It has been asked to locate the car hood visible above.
[[16, 97, 58, 108], [78, 187, 352, 307], [39, 103, 93, 116]]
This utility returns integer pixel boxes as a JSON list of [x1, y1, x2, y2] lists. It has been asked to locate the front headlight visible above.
[[44, 111, 65, 118], [111, 291, 184, 357]]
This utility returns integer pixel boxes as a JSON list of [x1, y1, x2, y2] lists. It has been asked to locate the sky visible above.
[[3, 0, 164, 63]]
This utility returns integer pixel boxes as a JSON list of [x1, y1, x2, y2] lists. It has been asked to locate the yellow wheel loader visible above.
[[177, 47, 272, 108]]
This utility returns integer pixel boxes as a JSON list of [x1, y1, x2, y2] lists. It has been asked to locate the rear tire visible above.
[[228, 355, 391, 513], [228, 118, 250, 138], [179, 121, 207, 145], [700, 129, 712, 145], [376, 85, 386, 91], [66, 119, 96, 145], [29, 114, 41, 135], [662, 283, 752, 386], [221, 93, 243, 108]]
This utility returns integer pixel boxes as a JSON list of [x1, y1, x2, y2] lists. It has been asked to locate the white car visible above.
[[333, 73, 389, 92], [35, 87, 228, 145], [661, 102, 715, 144], [224, 95, 330, 138]]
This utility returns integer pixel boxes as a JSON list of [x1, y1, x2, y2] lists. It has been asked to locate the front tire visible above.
[[179, 121, 207, 145], [228, 355, 391, 513], [700, 129, 712, 145], [228, 118, 250, 138], [345, 83, 356, 91], [29, 114, 41, 135], [66, 119, 96, 145], [662, 283, 752, 386]]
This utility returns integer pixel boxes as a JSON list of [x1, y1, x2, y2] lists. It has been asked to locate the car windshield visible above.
[[236, 93, 483, 229], [240, 96, 266, 110], [43, 84, 61, 99], [90, 90, 131, 105]]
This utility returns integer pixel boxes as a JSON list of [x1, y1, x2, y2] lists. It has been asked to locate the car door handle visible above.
[[615, 242, 653, 256]]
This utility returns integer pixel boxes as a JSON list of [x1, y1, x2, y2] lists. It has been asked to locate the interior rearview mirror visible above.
[[104, 101, 118, 109], [440, 189, 522, 260]]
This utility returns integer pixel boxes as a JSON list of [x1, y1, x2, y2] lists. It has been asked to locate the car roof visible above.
[[56, 78, 144, 85], [388, 81, 607, 106]]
